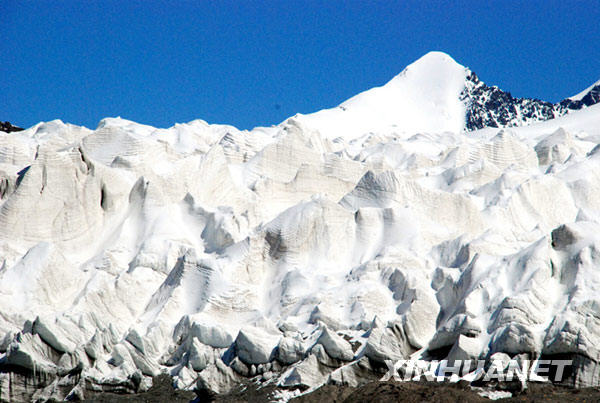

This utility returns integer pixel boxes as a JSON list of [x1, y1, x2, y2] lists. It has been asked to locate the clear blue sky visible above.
[[2, 1, 599, 130]]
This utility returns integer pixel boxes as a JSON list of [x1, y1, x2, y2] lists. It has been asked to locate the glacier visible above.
[[1, 51, 600, 400]]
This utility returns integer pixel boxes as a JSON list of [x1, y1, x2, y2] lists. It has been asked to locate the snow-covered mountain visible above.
[[296, 52, 600, 137], [1, 52, 600, 401]]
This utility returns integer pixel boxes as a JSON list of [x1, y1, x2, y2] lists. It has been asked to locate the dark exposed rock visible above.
[[461, 72, 600, 131], [82, 374, 195, 402], [559, 85, 600, 110], [0, 121, 24, 133]]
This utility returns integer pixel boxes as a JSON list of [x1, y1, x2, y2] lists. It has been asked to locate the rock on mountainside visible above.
[[462, 73, 600, 130], [2, 52, 600, 401], [0, 121, 23, 133]]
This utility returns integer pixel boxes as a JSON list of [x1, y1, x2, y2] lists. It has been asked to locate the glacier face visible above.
[[2, 52, 600, 399]]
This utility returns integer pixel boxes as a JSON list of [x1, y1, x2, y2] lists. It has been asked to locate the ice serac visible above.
[[2, 53, 600, 400]]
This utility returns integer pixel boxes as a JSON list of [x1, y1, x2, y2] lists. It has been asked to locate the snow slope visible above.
[[2, 52, 600, 400], [569, 79, 600, 101], [296, 51, 470, 140]]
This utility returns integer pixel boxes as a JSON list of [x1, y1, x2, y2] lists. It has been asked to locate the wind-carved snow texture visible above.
[[1, 52, 600, 400]]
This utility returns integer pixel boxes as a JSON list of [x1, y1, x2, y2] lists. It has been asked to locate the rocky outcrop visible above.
[[461, 72, 600, 131], [0, 121, 23, 133]]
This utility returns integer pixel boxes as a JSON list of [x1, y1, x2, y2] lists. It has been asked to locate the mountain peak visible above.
[[295, 51, 600, 139], [296, 52, 470, 139], [388, 51, 467, 85], [407, 51, 462, 68]]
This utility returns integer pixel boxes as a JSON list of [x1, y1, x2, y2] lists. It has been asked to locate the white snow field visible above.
[[1, 52, 600, 400]]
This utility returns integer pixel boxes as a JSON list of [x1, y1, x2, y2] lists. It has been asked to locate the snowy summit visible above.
[[298, 51, 471, 138]]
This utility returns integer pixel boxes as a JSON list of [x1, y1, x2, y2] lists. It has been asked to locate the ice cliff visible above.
[[1, 52, 600, 400]]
